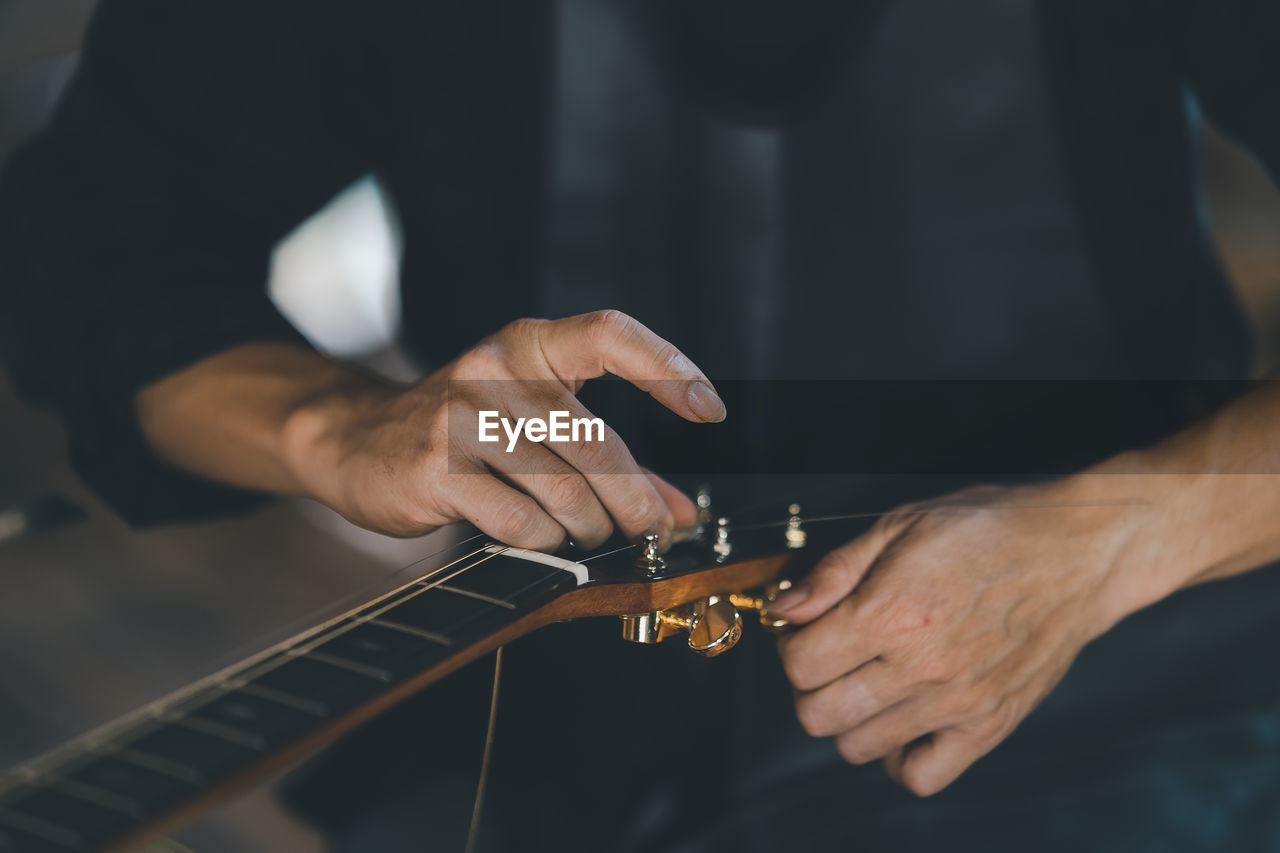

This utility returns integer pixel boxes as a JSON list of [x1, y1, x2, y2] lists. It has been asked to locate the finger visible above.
[[893, 728, 994, 797], [445, 459, 568, 552], [793, 660, 905, 737], [833, 701, 935, 767], [537, 310, 726, 423], [642, 469, 699, 530], [509, 389, 673, 543], [777, 596, 882, 692], [881, 746, 909, 785], [767, 518, 901, 623], [478, 445, 614, 549]]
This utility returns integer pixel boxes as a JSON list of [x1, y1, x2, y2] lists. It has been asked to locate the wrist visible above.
[[279, 369, 399, 496], [1053, 449, 1213, 637]]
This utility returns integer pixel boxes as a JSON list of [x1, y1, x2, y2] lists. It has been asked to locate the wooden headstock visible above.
[[541, 505, 822, 655]]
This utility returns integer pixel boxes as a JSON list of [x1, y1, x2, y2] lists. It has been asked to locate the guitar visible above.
[[0, 501, 829, 853]]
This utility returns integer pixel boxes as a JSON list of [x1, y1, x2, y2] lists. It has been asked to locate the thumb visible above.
[[767, 521, 899, 624]]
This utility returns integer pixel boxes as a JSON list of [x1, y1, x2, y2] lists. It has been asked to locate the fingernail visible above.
[[767, 583, 810, 615], [687, 381, 727, 423]]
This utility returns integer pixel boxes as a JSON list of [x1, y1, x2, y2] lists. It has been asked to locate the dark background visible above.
[[3, 2, 1280, 850]]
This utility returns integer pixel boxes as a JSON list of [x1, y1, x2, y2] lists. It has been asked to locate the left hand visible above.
[[771, 481, 1150, 796]]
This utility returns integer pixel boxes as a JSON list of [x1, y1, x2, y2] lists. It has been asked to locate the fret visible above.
[[315, 621, 452, 680], [0, 807, 79, 851], [363, 617, 454, 646], [246, 657, 381, 718], [1, 787, 134, 849], [232, 682, 329, 717], [433, 584, 516, 609], [292, 649, 394, 683], [108, 749, 202, 788], [187, 690, 320, 748], [169, 715, 268, 753], [378, 587, 509, 640], [47, 780, 142, 819], [0, 818, 77, 852], [62, 758, 198, 819]]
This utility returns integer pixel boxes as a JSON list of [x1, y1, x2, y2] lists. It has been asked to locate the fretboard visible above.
[[0, 542, 583, 853]]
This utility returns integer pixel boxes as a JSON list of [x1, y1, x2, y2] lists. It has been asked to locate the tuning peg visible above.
[[729, 579, 794, 633], [785, 504, 807, 549], [634, 533, 665, 574], [696, 484, 713, 527], [619, 598, 743, 657], [713, 517, 732, 562]]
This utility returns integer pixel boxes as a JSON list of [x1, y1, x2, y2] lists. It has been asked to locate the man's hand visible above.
[[139, 310, 721, 548], [770, 482, 1148, 796]]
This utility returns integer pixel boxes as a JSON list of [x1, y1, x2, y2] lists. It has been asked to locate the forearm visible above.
[[1061, 382, 1280, 629], [134, 342, 391, 497]]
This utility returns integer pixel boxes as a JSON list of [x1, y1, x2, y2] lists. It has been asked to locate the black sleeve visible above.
[[0, 0, 371, 524], [1174, 0, 1280, 182]]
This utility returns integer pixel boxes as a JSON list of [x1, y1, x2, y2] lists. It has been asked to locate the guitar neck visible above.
[[0, 543, 586, 853]]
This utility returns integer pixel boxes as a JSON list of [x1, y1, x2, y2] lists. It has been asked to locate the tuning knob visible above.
[[729, 579, 794, 633], [619, 598, 743, 657]]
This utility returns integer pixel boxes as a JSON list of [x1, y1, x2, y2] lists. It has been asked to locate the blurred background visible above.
[[2, 1, 1280, 850]]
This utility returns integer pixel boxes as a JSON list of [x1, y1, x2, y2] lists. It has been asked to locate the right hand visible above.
[[283, 310, 723, 549]]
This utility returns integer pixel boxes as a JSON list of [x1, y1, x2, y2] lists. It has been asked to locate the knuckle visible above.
[[919, 654, 956, 686], [793, 695, 829, 738], [574, 433, 618, 472], [615, 489, 663, 531], [542, 472, 592, 515], [780, 648, 816, 692], [497, 317, 543, 345], [836, 736, 873, 766], [900, 765, 940, 798], [987, 699, 1018, 738], [655, 343, 689, 375], [574, 521, 613, 550], [492, 499, 541, 544], [585, 309, 635, 346], [881, 601, 934, 638], [458, 340, 509, 377], [939, 689, 976, 722]]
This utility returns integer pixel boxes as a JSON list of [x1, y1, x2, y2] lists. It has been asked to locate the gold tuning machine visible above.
[[728, 579, 794, 633], [620, 598, 743, 657]]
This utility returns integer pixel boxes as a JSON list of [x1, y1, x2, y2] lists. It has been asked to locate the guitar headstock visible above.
[[554, 499, 827, 657]]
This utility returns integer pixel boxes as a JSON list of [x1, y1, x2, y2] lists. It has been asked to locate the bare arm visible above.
[[135, 342, 370, 498], [134, 311, 720, 548], [772, 381, 1280, 796]]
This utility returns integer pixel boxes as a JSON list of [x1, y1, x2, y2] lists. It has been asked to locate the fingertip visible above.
[[765, 582, 812, 619], [644, 471, 699, 530], [686, 380, 727, 423]]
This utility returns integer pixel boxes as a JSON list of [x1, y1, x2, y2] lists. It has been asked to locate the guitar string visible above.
[[223, 545, 512, 691], [728, 499, 1150, 532], [196, 532, 490, 678], [9, 540, 509, 789], [3, 534, 511, 788], [464, 646, 503, 853]]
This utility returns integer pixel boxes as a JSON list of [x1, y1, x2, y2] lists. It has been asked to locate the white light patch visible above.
[[269, 175, 403, 357]]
